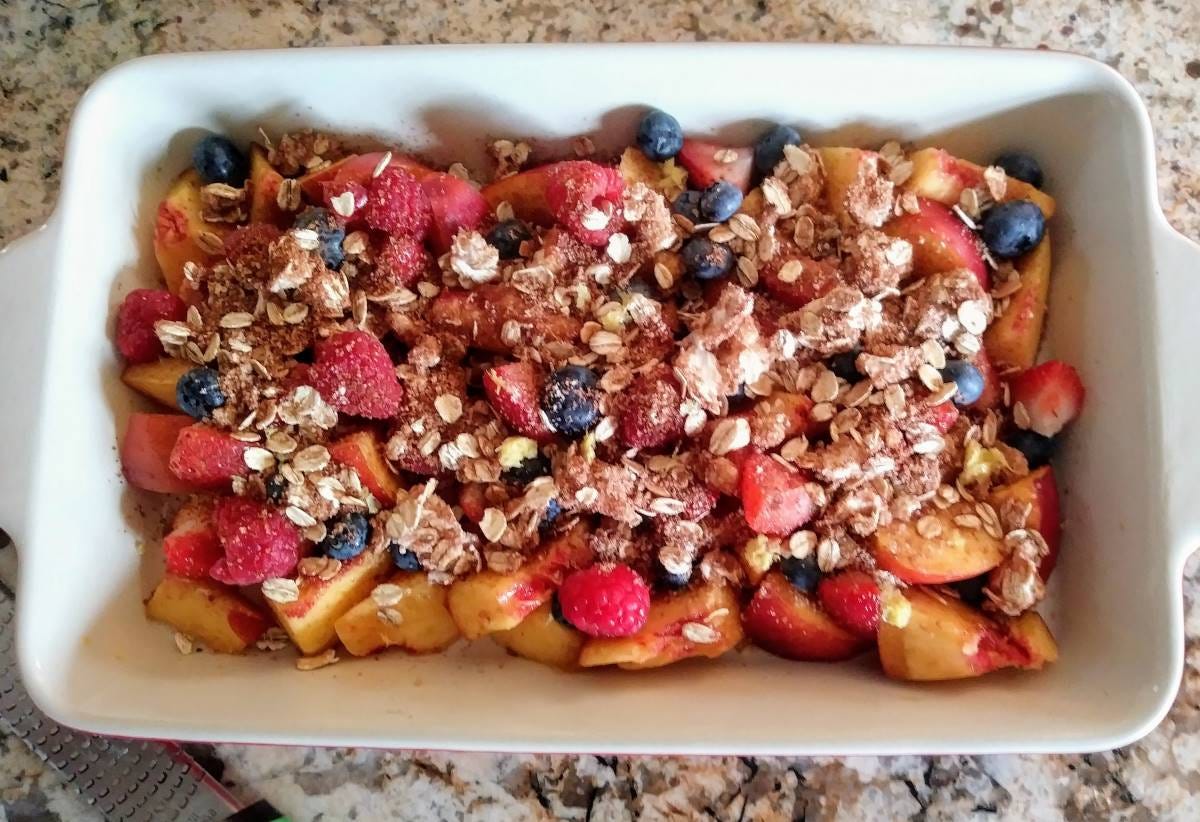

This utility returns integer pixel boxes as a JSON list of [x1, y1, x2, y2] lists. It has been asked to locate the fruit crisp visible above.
[[124, 113, 1083, 680]]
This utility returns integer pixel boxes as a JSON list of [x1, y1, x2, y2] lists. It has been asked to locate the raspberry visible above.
[[362, 166, 432, 238], [320, 179, 369, 226], [364, 234, 431, 293], [209, 497, 304, 585], [167, 424, 250, 488], [309, 330, 404, 419], [223, 223, 282, 268], [544, 161, 625, 247], [558, 563, 650, 638], [115, 288, 186, 364], [617, 366, 685, 449]]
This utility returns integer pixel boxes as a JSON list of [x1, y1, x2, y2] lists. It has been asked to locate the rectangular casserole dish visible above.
[[1, 43, 1198, 755]]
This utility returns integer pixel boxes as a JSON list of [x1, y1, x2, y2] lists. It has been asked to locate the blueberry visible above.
[[541, 365, 600, 438], [980, 200, 1045, 259], [539, 498, 564, 536], [681, 237, 735, 281], [390, 544, 423, 571], [294, 207, 346, 270], [320, 512, 370, 561], [1005, 429, 1057, 469], [550, 591, 574, 628], [486, 219, 533, 260], [264, 473, 288, 506], [636, 109, 684, 161], [502, 452, 551, 486], [671, 190, 703, 223], [699, 181, 744, 223], [828, 349, 861, 382], [992, 151, 1044, 189], [175, 367, 226, 419], [192, 134, 249, 186], [952, 575, 989, 606], [779, 555, 821, 594], [753, 124, 802, 177], [941, 360, 984, 406], [657, 564, 691, 591]]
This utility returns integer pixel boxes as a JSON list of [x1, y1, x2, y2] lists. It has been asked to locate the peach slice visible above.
[[481, 166, 555, 226], [882, 196, 988, 289], [121, 358, 192, 411], [579, 580, 743, 670], [492, 601, 585, 670], [120, 412, 196, 494], [871, 502, 1006, 584], [816, 147, 878, 229], [429, 285, 582, 354], [877, 588, 1056, 681], [153, 169, 231, 295], [146, 575, 269, 653], [267, 547, 394, 655], [741, 571, 868, 662], [903, 148, 1056, 218], [446, 525, 591, 639], [328, 430, 401, 506], [984, 236, 1052, 372], [989, 466, 1061, 579], [334, 572, 460, 656], [247, 143, 288, 226]]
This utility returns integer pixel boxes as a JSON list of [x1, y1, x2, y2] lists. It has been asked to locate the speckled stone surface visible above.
[[1, 2, 1198, 820]]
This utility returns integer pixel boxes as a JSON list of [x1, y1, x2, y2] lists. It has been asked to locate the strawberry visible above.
[[676, 139, 754, 193], [115, 289, 187, 364], [210, 497, 304, 585], [760, 255, 840, 308], [616, 366, 685, 449], [163, 498, 224, 579], [320, 179, 369, 226], [919, 401, 960, 434], [167, 424, 250, 488], [483, 361, 555, 443], [817, 571, 881, 640], [739, 449, 815, 536], [362, 166, 432, 238], [544, 161, 626, 247], [558, 563, 650, 638], [421, 172, 491, 253], [1009, 360, 1085, 437], [309, 330, 404, 419]]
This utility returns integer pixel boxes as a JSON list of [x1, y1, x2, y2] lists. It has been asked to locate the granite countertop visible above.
[[1, 1, 1198, 820]]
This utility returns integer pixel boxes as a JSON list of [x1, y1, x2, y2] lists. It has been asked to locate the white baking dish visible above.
[[1, 44, 1197, 755]]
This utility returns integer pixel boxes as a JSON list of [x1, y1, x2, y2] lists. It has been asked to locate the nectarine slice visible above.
[[989, 466, 1061, 579], [146, 575, 269, 653], [903, 148, 1056, 218], [984, 235, 1052, 372], [492, 601, 584, 670], [742, 571, 867, 662], [328, 430, 401, 505], [334, 572, 460, 656], [871, 503, 1006, 585], [152, 169, 230, 295], [121, 358, 192, 411]]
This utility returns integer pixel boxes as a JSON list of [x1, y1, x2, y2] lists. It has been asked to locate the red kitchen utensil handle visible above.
[[1156, 221, 1200, 566], [0, 221, 58, 549]]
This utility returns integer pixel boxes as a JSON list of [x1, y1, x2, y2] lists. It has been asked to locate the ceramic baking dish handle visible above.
[[1157, 223, 1200, 563], [0, 221, 57, 546]]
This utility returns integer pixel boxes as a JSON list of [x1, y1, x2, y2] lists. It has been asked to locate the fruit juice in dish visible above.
[[114, 110, 1083, 680]]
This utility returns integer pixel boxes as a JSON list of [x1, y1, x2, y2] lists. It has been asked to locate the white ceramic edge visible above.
[[6, 42, 1198, 755]]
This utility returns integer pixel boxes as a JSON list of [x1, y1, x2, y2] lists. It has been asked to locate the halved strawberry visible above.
[[167, 424, 251, 489], [677, 139, 753, 193], [1009, 360, 1085, 437], [739, 449, 815, 536], [616, 366, 685, 449], [422, 172, 491, 253], [760, 255, 840, 308], [163, 498, 224, 579], [483, 361, 555, 443], [816, 570, 881, 640]]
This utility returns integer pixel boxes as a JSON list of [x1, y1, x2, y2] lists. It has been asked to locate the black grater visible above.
[[0, 578, 288, 821]]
